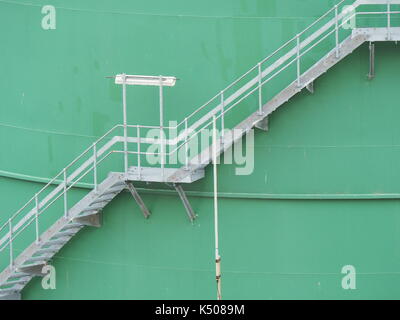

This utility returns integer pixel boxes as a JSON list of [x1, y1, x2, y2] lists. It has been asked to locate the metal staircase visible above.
[[1, 0, 399, 299]]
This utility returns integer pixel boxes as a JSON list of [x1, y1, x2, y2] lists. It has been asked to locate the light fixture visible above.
[[113, 73, 178, 175], [114, 74, 177, 87]]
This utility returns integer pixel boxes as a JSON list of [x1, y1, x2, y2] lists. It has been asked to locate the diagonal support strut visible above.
[[368, 42, 375, 80], [174, 184, 196, 222], [125, 182, 151, 219]]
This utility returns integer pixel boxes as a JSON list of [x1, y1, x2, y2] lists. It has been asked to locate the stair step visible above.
[[101, 186, 124, 195], [51, 230, 78, 239], [0, 288, 19, 296], [110, 181, 126, 187], [8, 273, 30, 280], [34, 247, 60, 256], [21, 261, 47, 269], [25, 255, 52, 264], [0, 277, 31, 287], [82, 204, 105, 212], [61, 223, 83, 231], [90, 195, 115, 205], [42, 237, 70, 247]]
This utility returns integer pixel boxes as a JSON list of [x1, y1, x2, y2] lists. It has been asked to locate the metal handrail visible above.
[[1, 0, 399, 267]]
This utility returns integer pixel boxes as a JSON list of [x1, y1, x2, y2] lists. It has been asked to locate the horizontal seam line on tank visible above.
[[26, 255, 400, 276], [0, 121, 100, 139], [2, 120, 399, 149], [1, 169, 400, 200], [0, 0, 320, 20]]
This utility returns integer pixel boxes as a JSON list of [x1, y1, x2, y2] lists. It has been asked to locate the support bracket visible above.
[[17, 264, 46, 277], [255, 117, 269, 131], [126, 182, 151, 219], [73, 212, 101, 228], [306, 81, 314, 94], [368, 42, 375, 80], [174, 184, 196, 222]]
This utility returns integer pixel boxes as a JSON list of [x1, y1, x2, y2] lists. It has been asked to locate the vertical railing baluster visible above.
[[258, 62, 263, 115], [122, 73, 128, 175], [160, 127, 165, 180], [63, 168, 68, 219], [93, 143, 98, 192], [8, 219, 13, 269], [35, 193, 40, 244], [387, 1, 391, 40], [220, 91, 225, 142], [296, 34, 301, 87], [137, 126, 141, 180], [335, 5, 340, 59], [159, 76, 165, 180], [184, 118, 189, 170]]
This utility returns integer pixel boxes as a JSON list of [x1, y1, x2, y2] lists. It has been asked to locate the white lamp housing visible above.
[[115, 74, 177, 87]]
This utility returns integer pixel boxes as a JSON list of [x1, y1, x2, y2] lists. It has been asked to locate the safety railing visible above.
[[1, 0, 400, 272]]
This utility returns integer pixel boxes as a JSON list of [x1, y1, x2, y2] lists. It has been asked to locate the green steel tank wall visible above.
[[1, 0, 400, 299]]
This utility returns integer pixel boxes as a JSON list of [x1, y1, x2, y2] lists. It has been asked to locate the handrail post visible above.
[[122, 73, 128, 175], [335, 5, 340, 59], [63, 168, 68, 219], [220, 91, 225, 142], [35, 193, 40, 244], [93, 143, 98, 192], [296, 34, 301, 87], [8, 219, 13, 269], [387, 1, 391, 40], [258, 62, 263, 115], [184, 117, 189, 170], [137, 126, 141, 180], [159, 76, 165, 180]]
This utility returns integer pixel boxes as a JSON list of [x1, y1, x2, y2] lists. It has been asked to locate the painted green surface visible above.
[[1, 0, 400, 299]]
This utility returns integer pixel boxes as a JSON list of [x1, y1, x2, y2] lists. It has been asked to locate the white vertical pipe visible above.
[[63, 168, 68, 218], [137, 125, 141, 180], [122, 73, 128, 175], [258, 62, 263, 115], [296, 35, 301, 87], [212, 115, 222, 300], [159, 76, 165, 179], [35, 193, 40, 244], [8, 219, 13, 269], [184, 117, 189, 170], [335, 5, 340, 58], [387, 1, 391, 40], [220, 91, 225, 141], [93, 143, 98, 192]]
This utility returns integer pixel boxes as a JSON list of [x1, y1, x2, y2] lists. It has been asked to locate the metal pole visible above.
[[122, 73, 128, 175], [159, 76, 165, 179], [220, 91, 225, 142], [137, 126, 141, 180], [212, 115, 222, 300], [184, 117, 189, 170], [35, 193, 40, 244], [93, 143, 98, 192], [387, 1, 391, 40], [296, 34, 301, 87], [9, 219, 13, 269], [258, 62, 263, 115], [335, 5, 340, 59], [63, 168, 68, 218], [159, 75, 164, 129]]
